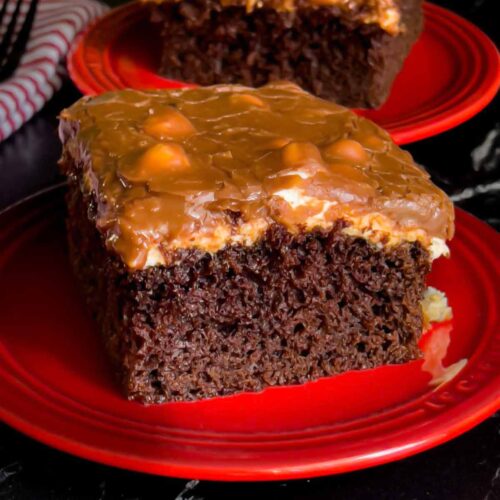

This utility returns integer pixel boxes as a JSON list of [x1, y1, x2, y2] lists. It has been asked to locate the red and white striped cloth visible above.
[[0, 0, 108, 141]]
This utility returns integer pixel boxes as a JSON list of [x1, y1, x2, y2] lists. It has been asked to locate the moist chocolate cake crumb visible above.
[[59, 83, 453, 404], [150, 0, 423, 108], [66, 176, 430, 404]]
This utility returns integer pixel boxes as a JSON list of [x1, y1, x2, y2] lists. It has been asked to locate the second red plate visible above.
[[68, 2, 500, 145]]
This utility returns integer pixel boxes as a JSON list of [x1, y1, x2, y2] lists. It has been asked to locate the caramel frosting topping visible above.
[[144, 0, 402, 35], [59, 82, 454, 270]]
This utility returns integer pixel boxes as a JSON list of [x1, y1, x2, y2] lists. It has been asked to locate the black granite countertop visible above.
[[0, 0, 499, 498]]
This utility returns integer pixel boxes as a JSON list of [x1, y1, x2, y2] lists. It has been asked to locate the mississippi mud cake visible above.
[[59, 82, 454, 404], [145, 0, 423, 108]]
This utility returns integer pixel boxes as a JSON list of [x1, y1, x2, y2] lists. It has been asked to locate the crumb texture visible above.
[[152, 0, 422, 108], [66, 179, 430, 404]]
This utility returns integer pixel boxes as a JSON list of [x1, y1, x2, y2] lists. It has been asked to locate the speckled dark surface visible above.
[[0, 0, 499, 497]]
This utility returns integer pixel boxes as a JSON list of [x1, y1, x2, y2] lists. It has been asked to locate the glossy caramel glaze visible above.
[[144, 0, 402, 34], [59, 82, 454, 269]]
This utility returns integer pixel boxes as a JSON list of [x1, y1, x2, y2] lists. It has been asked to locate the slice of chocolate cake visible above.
[[144, 0, 423, 108], [58, 82, 454, 404]]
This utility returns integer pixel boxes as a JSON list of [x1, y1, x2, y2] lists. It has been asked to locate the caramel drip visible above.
[[59, 82, 454, 269]]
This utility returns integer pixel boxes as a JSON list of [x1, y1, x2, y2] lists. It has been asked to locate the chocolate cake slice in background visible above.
[[145, 0, 423, 108], [58, 82, 454, 404]]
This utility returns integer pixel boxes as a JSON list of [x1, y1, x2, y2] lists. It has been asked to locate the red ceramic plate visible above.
[[0, 186, 499, 481], [67, 2, 500, 145]]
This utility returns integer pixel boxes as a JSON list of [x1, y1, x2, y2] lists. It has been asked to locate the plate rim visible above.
[[0, 187, 499, 481]]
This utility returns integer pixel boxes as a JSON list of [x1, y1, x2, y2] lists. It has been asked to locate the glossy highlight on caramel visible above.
[[59, 82, 454, 269]]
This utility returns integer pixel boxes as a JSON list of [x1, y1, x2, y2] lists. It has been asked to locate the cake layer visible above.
[[59, 83, 453, 270], [148, 0, 422, 107], [66, 175, 429, 403], [145, 0, 403, 34]]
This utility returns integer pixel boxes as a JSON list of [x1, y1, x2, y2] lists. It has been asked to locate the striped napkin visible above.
[[0, 0, 108, 141]]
